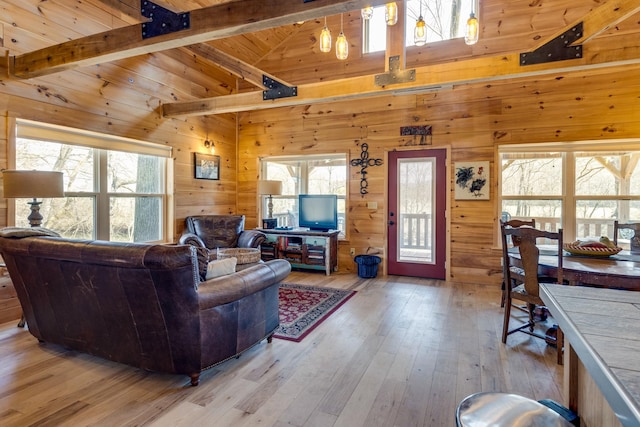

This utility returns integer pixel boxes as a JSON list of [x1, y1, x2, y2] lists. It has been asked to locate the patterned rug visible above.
[[274, 283, 356, 342]]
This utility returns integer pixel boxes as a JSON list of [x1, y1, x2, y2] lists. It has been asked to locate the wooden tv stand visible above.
[[259, 229, 339, 275]]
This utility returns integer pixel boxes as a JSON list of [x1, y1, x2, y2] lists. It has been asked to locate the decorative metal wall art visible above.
[[400, 125, 432, 146], [351, 143, 383, 195]]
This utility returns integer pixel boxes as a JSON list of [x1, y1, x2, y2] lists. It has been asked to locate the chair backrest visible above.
[[614, 220, 640, 253], [185, 215, 246, 249], [501, 218, 536, 229], [500, 219, 536, 271], [502, 227, 563, 297], [500, 219, 536, 247]]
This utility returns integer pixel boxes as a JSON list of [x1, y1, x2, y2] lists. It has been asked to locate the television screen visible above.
[[298, 195, 338, 231]]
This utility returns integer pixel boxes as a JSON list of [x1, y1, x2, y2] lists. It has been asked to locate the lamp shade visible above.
[[3, 170, 65, 198], [257, 180, 282, 196]]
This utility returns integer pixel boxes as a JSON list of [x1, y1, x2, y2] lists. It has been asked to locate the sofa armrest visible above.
[[237, 229, 266, 248], [179, 232, 207, 249], [198, 259, 290, 309]]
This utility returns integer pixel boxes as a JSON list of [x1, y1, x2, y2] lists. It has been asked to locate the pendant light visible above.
[[385, 2, 398, 26], [464, 9, 479, 45], [319, 16, 332, 53], [361, 6, 373, 20], [414, 1, 427, 46], [335, 13, 348, 60]]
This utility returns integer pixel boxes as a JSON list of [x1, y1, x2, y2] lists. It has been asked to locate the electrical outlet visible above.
[[350, 248, 355, 256]]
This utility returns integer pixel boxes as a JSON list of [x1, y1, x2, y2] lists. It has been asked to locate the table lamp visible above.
[[257, 180, 282, 229], [3, 170, 65, 227]]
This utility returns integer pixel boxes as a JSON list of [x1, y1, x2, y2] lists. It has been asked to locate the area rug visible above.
[[274, 283, 356, 342]]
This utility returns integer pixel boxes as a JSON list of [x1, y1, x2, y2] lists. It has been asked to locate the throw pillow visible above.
[[205, 257, 237, 280]]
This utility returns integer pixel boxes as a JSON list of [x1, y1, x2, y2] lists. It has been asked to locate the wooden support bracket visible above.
[[374, 56, 416, 87], [263, 76, 298, 100], [520, 22, 583, 66], [140, 1, 190, 39]]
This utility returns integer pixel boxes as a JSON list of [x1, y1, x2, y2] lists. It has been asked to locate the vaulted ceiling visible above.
[[2, 0, 640, 118]]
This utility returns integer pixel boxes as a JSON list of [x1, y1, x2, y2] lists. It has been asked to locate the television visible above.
[[298, 194, 338, 231]]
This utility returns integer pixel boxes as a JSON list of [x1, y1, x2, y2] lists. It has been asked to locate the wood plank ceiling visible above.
[[2, 0, 640, 117]]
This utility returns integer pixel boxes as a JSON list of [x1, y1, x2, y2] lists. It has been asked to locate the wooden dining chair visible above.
[[502, 226, 564, 364], [499, 218, 536, 307], [614, 220, 640, 253]]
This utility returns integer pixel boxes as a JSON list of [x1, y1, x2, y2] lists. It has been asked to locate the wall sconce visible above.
[[204, 138, 215, 154]]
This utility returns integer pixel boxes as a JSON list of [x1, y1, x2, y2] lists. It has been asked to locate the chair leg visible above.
[[556, 327, 564, 365], [527, 303, 536, 332], [500, 280, 506, 308], [502, 294, 512, 343]]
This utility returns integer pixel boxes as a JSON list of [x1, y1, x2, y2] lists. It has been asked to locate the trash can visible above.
[[354, 255, 381, 278]]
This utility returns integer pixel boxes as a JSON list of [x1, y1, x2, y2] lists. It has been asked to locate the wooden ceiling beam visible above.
[[6, 0, 390, 79], [93, 0, 144, 19], [161, 45, 640, 117], [530, 0, 640, 49], [184, 44, 293, 89], [162, 0, 640, 117]]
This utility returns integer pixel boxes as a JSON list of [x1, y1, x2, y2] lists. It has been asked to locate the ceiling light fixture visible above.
[[464, 5, 479, 45], [320, 16, 332, 53], [361, 6, 373, 20], [414, 1, 427, 46], [335, 14, 348, 60], [385, 2, 398, 26]]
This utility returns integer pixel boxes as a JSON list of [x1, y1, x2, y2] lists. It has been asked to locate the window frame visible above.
[[498, 139, 640, 243], [259, 153, 348, 237], [12, 119, 173, 242], [362, 0, 479, 54]]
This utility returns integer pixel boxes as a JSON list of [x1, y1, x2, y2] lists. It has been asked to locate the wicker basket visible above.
[[563, 243, 622, 257], [217, 248, 261, 264]]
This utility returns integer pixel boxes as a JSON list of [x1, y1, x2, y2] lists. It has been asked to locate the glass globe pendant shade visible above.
[[414, 17, 427, 46], [319, 24, 332, 53], [464, 12, 479, 45], [361, 7, 373, 20], [335, 32, 348, 60], [385, 2, 398, 26]]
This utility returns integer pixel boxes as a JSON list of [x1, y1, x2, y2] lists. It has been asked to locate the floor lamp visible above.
[[3, 170, 65, 228], [257, 180, 282, 229]]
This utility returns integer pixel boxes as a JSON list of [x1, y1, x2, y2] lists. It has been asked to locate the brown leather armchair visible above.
[[179, 215, 265, 258]]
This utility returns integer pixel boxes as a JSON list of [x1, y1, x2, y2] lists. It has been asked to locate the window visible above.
[[260, 154, 347, 234], [363, 0, 478, 53], [499, 141, 640, 248], [14, 120, 171, 242]]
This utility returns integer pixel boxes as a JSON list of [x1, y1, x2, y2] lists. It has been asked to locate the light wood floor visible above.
[[0, 271, 563, 426]]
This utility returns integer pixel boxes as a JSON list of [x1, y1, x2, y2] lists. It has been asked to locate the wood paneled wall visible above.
[[1, 0, 639, 288], [238, 64, 640, 282]]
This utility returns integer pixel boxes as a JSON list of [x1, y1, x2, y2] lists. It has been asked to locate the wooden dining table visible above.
[[509, 247, 640, 290]]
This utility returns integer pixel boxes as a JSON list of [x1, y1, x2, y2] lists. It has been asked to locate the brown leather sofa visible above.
[[179, 215, 265, 258], [0, 232, 290, 386]]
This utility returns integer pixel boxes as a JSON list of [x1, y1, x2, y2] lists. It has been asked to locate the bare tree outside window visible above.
[[16, 138, 165, 242], [261, 155, 347, 232], [364, 0, 476, 53], [501, 149, 640, 243]]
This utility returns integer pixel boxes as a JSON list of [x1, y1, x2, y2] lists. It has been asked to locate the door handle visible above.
[[388, 220, 395, 226]]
